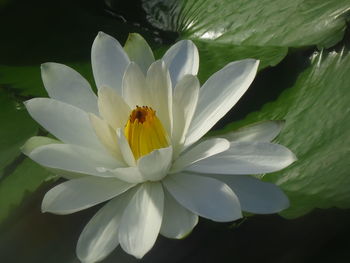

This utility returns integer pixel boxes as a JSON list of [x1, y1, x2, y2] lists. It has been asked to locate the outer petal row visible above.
[[41, 63, 99, 115], [77, 190, 134, 263], [24, 98, 105, 152], [210, 174, 289, 214], [220, 120, 285, 142], [42, 176, 134, 215], [186, 141, 296, 175], [163, 173, 242, 222], [28, 143, 123, 177], [185, 59, 259, 146]]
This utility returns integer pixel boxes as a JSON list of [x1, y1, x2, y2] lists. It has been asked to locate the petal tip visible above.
[[40, 62, 50, 70], [97, 31, 107, 38]]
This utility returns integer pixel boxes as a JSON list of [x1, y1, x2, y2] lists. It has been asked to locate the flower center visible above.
[[124, 106, 169, 160]]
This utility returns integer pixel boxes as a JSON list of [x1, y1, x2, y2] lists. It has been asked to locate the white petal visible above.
[[116, 128, 136, 166], [24, 98, 104, 151], [137, 146, 173, 181], [162, 40, 199, 87], [172, 74, 199, 154], [160, 189, 198, 239], [185, 59, 259, 146], [171, 138, 230, 173], [41, 63, 99, 115], [163, 173, 242, 222], [124, 33, 155, 75], [221, 120, 285, 142], [122, 62, 150, 108], [146, 60, 173, 135], [97, 86, 131, 130], [211, 175, 289, 214], [42, 176, 134, 214], [186, 141, 297, 175], [21, 136, 60, 156], [29, 143, 123, 177], [98, 166, 145, 184], [89, 114, 124, 162], [77, 191, 134, 263], [92, 32, 130, 94], [119, 183, 164, 258]]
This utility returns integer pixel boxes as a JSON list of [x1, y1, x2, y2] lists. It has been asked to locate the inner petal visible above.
[[124, 106, 169, 160]]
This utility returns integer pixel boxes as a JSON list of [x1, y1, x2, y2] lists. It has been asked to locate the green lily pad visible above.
[[219, 46, 350, 219], [0, 89, 38, 175], [193, 41, 287, 83], [143, 0, 350, 48], [0, 158, 52, 223]]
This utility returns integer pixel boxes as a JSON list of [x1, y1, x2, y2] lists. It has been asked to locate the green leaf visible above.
[[219, 47, 350, 218], [193, 40, 287, 83], [143, 0, 350, 48], [0, 158, 52, 223], [0, 89, 38, 175]]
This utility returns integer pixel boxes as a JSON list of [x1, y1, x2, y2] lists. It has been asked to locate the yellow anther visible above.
[[124, 106, 169, 160]]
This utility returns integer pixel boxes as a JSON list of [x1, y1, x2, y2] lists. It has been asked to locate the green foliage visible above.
[[221, 48, 350, 218], [0, 159, 52, 222], [0, 90, 38, 175], [143, 0, 350, 48]]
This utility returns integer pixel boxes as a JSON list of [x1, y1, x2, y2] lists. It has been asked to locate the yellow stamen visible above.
[[124, 106, 169, 160]]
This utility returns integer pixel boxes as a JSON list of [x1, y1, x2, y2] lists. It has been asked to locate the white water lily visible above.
[[22, 32, 296, 262]]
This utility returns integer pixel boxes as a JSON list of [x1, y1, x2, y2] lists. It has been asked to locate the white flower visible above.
[[22, 32, 296, 262]]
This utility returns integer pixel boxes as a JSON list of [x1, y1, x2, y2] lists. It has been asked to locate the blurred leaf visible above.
[[217, 47, 350, 218], [193, 41, 287, 83], [143, 0, 350, 48], [0, 89, 38, 174], [0, 159, 52, 223]]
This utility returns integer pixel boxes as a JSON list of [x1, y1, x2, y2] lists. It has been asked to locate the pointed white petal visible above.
[[162, 40, 199, 87], [185, 59, 259, 146], [97, 86, 131, 130], [21, 136, 60, 156], [171, 138, 230, 173], [77, 191, 134, 263], [124, 33, 155, 74], [186, 141, 297, 175], [122, 62, 150, 108], [41, 63, 98, 115], [160, 189, 198, 239], [163, 173, 242, 222], [119, 183, 164, 258], [221, 120, 285, 142], [137, 146, 173, 181], [116, 128, 136, 166], [42, 176, 134, 214], [89, 114, 124, 162], [29, 143, 123, 177], [211, 175, 289, 214], [172, 74, 199, 153], [146, 60, 173, 135], [92, 32, 130, 94], [24, 98, 104, 151]]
